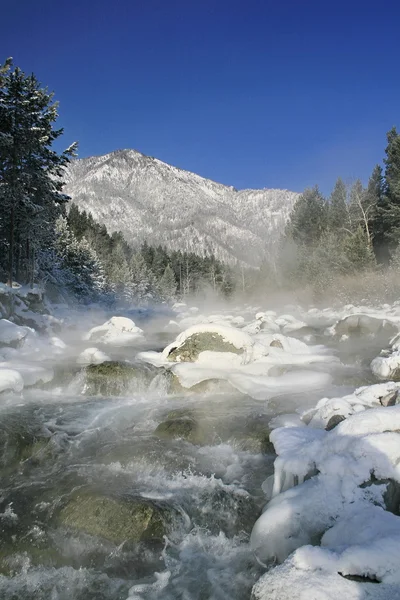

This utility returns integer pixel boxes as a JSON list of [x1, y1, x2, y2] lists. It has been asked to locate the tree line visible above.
[[259, 128, 400, 295]]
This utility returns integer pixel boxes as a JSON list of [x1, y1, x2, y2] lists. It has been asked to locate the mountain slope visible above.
[[63, 149, 299, 266]]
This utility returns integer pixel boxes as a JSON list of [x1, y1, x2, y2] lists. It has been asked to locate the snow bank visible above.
[[84, 316, 144, 346], [251, 387, 400, 599]]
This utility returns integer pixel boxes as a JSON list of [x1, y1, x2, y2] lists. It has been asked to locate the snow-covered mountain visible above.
[[63, 149, 299, 266]]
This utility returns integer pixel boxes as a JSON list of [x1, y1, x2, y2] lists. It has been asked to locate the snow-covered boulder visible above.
[[0, 368, 24, 393], [162, 324, 253, 363], [0, 319, 30, 348], [0, 361, 53, 387], [251, 404, 400, 567], [371, 353, 400, 381], [370, 332, 400, 381], [84, 316, 144, 347], [301, 382, 400, 428], [251, 547, 400, 600], [77, 347, 110, 366], [334, 314, 398, 339]]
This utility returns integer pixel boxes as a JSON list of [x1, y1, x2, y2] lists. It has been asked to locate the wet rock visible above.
[[0, 413, 52, 472], [203, 488, 261, 536], [380, 389, 399, 406], [167, 332, 243, 363], [360, 475, 400, 515], [154, 415, 210, 445], [58, 493, 166, 544], [325, 414, 346, 431], [83, 361, 155, 396], [382, 479, 400, 515], [235, 415, 275, 454], [269, 339, 283, 349]]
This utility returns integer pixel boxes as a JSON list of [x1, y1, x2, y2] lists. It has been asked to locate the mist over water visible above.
[[0, 291, 399, 600]]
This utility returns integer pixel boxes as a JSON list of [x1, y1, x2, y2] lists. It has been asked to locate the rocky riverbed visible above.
[[1, 294, 400, 599]]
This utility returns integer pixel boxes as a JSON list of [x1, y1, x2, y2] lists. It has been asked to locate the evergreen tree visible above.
[[328, 177, 349, 232], [0, 59, 76, 285], [286, 186, 327, 246], [344, 226, 376, 271], [372, 130, 400, 261], [158, 264, 177, 302], [127, 253, 158, 305]]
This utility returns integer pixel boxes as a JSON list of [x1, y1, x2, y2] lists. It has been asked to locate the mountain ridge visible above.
[[63, 149, 299, 266]]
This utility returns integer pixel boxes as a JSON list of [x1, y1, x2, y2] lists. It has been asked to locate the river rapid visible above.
[[0, 301, 397, 600]]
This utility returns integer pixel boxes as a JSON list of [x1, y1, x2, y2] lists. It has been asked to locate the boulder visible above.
[[83, 361, 155, 396], [335, 314, 398, 338], [371, 354, 400, 381], [167, 332, 243, 363], [325, 414, 346, 431], [84, 316, 144, 347], [154, 414, 211, 445], [58, 493, 166, 544], [0, 413, 52, 472], [269, 339, 283, 349], [0, 369, 24, 394], [0, 319, 30, 348], [380, 389, 399, 407]]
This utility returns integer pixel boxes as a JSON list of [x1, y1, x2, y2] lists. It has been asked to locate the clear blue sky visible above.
[[2, 0, 399, 195]]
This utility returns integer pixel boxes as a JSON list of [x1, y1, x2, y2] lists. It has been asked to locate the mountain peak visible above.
[[64, 151, 299, 266]]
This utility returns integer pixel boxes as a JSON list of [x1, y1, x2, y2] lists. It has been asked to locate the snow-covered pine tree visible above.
[[127, 253, 158, 305], [0, 59, 77, 285], [158, 264, 177, 302]]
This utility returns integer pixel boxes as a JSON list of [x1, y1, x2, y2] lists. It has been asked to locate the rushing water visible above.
[[0, 307, 383, 600]]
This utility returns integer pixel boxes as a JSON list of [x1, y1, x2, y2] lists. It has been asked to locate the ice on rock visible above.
[[319, 506, 400, 583], [302, 382, 400, 428], [251, 476, 349, 564], [84, 316, 144, 346], [226, 370, 332, 401], [0, 368, 24, 393], [252, 553, 400, 600], [0, 319, 30, 346], [251, 404, 400, 567], [140, 322, 336, 399]]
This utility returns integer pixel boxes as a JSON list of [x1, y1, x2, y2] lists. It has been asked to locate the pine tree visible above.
[[158, 264, 177, 302], [0, 59, 76, 285], [286, 186, 327, 246], [127, 253, 158, 305], [328, 178, 349, 232], [372, 129, 400, 261]]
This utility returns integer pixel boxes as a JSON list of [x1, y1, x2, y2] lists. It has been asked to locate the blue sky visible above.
[[2, 0, 399, 194]]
